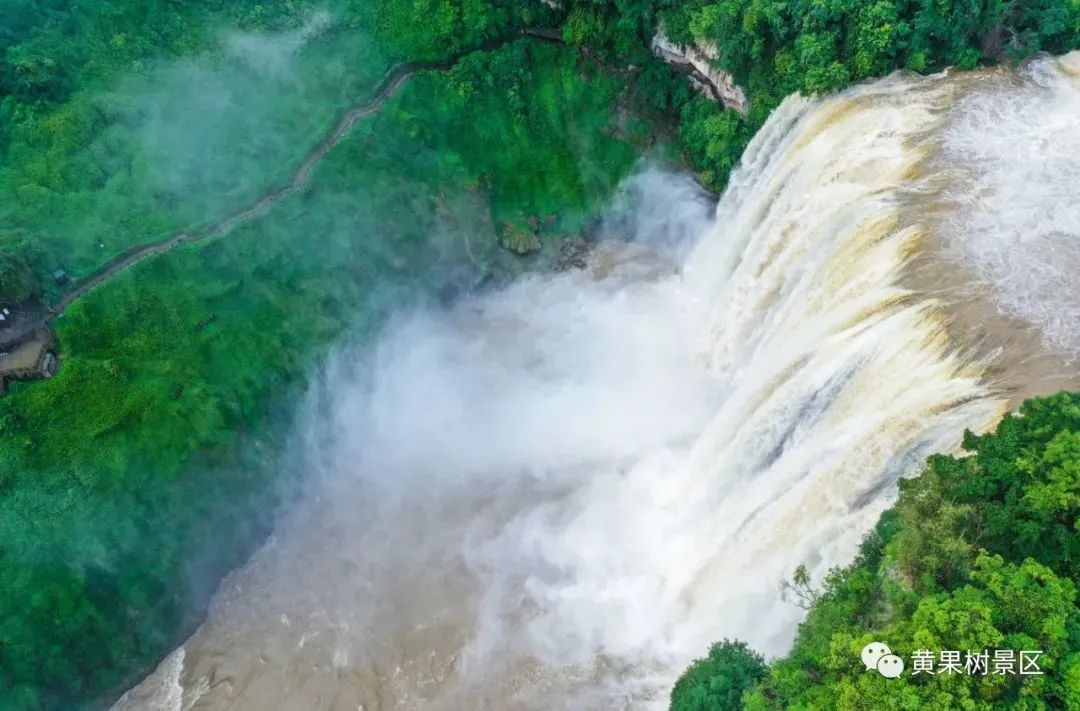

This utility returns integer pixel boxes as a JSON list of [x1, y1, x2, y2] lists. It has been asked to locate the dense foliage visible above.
[[673, 640, 768, 711], [674, 392, 1080, 709], [546, 0, 1080, 186], [1, 0, 363, 300], [673, 0, 1080, 185], [0, 2, 646, 707]]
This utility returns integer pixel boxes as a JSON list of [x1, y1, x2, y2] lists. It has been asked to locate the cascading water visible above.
[[117, 53, 1080, 710]]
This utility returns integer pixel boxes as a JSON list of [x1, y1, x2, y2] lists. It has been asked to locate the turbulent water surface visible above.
[[118, 53, 1080, 710]]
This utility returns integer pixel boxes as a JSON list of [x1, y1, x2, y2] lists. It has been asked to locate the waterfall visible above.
[[117, 53, 1080, 710]]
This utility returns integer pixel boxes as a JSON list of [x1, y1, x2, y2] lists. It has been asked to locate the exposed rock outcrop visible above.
[[651, 32, 748, 114]]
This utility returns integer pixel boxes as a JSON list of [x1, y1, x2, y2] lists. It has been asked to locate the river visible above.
[[116, 52, 1080, 710]]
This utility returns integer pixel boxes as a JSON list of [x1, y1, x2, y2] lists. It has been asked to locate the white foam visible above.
[[940, 52, 1080, 358]]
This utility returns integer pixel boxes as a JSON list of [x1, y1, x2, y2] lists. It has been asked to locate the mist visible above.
[[115, 53, 1080, 711], [59, 8, 387, 269], [119, 142, 998, 710]]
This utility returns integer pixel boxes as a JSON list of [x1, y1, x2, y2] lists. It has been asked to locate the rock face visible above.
[[651, 32, 748, 115]]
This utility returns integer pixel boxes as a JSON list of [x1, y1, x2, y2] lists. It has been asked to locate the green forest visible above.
[[1, 0, 1079, 709]]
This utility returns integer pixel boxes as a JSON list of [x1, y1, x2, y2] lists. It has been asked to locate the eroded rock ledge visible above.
[[651, 32, 748, 114]]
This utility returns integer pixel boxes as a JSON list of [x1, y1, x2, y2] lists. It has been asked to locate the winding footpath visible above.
[[46, 29, 565, 322]]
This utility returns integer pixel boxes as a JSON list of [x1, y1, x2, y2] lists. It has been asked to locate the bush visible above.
[[672, 640, 768, 711]]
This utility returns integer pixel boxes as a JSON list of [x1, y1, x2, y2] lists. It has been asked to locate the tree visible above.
[[0, 231, 43, 304], [671, 639, 768, 711]]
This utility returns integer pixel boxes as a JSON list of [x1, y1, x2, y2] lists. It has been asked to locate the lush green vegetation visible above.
[[673, 640, 768, 710], [672, 392, 1080, 709], [1, 0, 384, 300], [0, 0, 576, 300], [671, 0, 1080, 186], [0, 2, 649, 706], [546, 0, 1080, 186]]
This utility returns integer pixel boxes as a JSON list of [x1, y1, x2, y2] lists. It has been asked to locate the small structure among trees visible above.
[[0, 301, 57, 392]]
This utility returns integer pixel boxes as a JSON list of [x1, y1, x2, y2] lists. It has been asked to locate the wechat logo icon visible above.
[[862, 641, 904, 678]]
